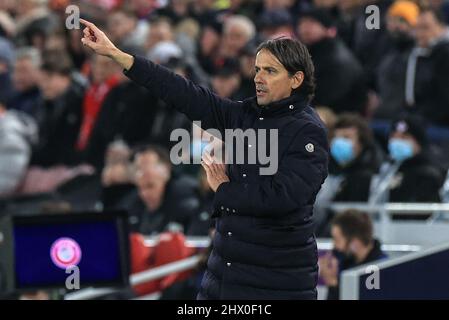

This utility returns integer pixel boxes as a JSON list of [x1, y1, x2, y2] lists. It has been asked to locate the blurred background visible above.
[[1, 0, 449, 300]]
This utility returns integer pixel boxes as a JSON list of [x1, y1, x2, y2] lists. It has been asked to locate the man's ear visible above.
[[291, 71, 304, 90]]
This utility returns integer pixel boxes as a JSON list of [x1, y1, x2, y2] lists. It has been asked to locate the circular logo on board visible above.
[[50, 237, 82, 269]]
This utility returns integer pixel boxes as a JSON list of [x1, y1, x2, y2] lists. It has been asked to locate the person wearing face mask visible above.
[[374, 0, 420, 119], [330, 114, 383, 200], [386, 114, 446, 207], [314, 114, 383, 236], [319, 209, 387, 300]]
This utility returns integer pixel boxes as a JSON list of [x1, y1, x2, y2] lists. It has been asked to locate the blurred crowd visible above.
[[0, 0, 449, 241], [1, 0, 449, 301]]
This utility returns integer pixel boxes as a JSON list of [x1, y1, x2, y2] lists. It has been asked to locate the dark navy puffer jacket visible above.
[[125, 56, 329, 300]]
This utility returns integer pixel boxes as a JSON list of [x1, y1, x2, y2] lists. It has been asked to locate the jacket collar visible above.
[[248, 94, 309, 118]]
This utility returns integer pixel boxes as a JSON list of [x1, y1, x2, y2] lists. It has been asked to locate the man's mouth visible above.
[[256, 88, 267, 96]]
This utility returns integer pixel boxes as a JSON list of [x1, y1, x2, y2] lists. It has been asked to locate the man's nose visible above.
[[254, 73, 263, 84]]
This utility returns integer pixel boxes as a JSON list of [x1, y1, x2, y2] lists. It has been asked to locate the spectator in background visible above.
[[315, 113, 383, 235], [374, 0, 420, 119], [101, 140, 136, 209], [211, 58, 242, 99], [13, 0, 59, 49], [341, 0, 393, 90], [219, 14, 255, 59], [107, 8, 149, 49], [319, 209, 387, 300], [75, 54, 123, 152], [31, 50, 85, 167], [118, 145, 201, 235], [197, 17, 223, 75], [406, 8, 449, 126], [154, 0, 193, 25], [329, 114, 383, 202], [0, 37, 14, 104], [297, 8, 368, 114], [7, 47, 42, 116], [235, 41, 257, 99], [0, 100, 37, 196], [258, 8, 294, 39], [145, 16, 176, 54], [386, 114, 446, 204]]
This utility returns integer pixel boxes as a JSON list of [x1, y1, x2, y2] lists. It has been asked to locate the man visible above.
[[406, 8, 449, 126], [319, 209, 387, 300], [7, 47, 42, 116], [32, 51, 85, 167], [329, 114, 383, 202], [80, 18, 329, 300], [314, 114, 383, 236], [374, 0, 420, 119], [297, 8, 367, 114], [121, 145, 201, 235], [386, 114, 445, 204]]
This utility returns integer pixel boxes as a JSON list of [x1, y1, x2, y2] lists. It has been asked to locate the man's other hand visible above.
[[201, 150, 229, 192]]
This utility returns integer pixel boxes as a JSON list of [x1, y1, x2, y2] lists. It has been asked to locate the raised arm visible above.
[[80, 19, 243, 133]]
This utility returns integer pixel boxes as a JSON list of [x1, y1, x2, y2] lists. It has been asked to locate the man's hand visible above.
[[201, 150, 229, 192], [318, 252, 339, 287], [80, 19, 134, 70]]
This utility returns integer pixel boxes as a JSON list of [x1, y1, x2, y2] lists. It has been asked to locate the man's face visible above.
[[223, 25, 250, 57], [91, 55, 120, 84], [390, 131, 420, 156], [13, 58, 40, 92], [387, 15, 413, 36], [212, 74, 241, 98], [107, 12, 136, 42], [331, 225, 349, 254], [415, 11, 445, 48], [254, 49, 299, 106], [297, 17, 329, 46], [38, 71, 69, 100], [333, 126, 362, 158], [135, 152, 170, 211]]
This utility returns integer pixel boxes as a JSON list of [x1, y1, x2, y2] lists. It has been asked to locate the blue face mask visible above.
[[389, 138, 414, 162], [191, 140, 210, 161], [331, 137, 355, 166]]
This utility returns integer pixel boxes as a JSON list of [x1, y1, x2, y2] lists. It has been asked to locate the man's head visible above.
[[39, 51, 73, 100], [388, 114, 427, 162], [134, 145, 172, 211], [254, 38, 315, 105], [387, 0, 420, 42], [259, 9, 294, 38], [212, 59, 241, 98], [415, 8, 448, 48], [331, 209, 373, 256], [13, 47, 41, 92], [222, 15, 256, 58], [330, 113, 374, 166], [297, 9, 337, 46], [107, 8, 138, 44], [146, 17, 174, 51], [90, 54, 121, 84]]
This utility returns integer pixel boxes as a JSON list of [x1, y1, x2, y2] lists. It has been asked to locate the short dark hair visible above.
[[332, 210, 373, 246], [41, 50, 73, 76], [133, 144, 172, 169], [333, 113, 374, 148], [420, 7, 447, 26], [256, 38, 316, 102]]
